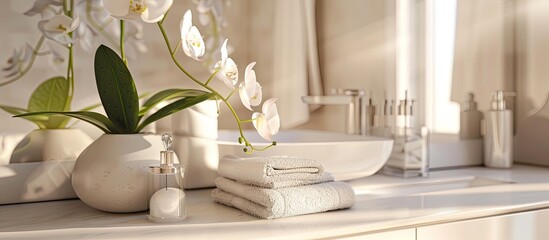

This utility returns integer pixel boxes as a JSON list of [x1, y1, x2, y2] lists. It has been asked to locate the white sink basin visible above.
[[217, 130, 393, 181]]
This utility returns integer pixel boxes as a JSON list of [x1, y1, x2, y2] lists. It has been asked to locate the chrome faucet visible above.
[[301, 89, 365, 135]]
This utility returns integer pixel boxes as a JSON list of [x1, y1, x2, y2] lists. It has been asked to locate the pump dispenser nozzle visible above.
[[463, 92, 478, 111]]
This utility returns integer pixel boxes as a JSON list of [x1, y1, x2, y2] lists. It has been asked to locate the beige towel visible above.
[[218, 155, 333, 188], [211, 177, 355, 219]]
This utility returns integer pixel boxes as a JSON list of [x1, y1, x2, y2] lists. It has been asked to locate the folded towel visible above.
[[218, 155, 334, 188], [212, 177, 355, 219]]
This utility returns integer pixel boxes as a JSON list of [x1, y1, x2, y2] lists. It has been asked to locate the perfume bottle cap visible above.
[[149, 133, 182, 174], [160, 151, 175, 166], [160, 133, 175, 166]]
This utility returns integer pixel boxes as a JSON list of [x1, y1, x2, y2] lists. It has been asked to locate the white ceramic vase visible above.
[[71, 134, 176, 213], [9, 129, 93, 163]]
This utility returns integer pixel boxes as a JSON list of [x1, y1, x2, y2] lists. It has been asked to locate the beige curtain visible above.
[[271, 0, 323, 129], [451, 0, 515, 109]]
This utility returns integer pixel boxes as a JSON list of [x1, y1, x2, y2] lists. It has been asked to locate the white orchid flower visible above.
[[180, 10, 205, 60], [3, 44, 33, 78], [215, 39, 238, 89], [77, 0, 148, 56], [252, 98, 280, 141], [103, 0, 173, 23], [24, 0, 62, 17], [238, 62, 262, 111], [38, 15, 80, 45]]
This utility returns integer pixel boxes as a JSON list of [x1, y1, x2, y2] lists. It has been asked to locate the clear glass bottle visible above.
[[382, 92, 430, 178], [147, 134, 187, 223]]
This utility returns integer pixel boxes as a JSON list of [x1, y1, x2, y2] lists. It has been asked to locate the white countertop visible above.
[[2, 164, 549, 239]]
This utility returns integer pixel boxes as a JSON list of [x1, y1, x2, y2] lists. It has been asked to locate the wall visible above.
[[0, 0, 393, 137], [516, 0, 549, 125], [4, 1, 544, 138], [298, 0, 395, 133]]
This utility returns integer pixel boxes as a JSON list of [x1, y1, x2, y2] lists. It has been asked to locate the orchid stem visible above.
[[65, 0, 75, 112], [67, 42, 74, 98], [172, 41, 181, 55], [69, 0, 74, 16], [63, 0, 69, 16], [254, 143, 277, 152], [120, 20, 127, 66], [157, 21, 257, 152], [160, 8, 170, 25], [205, 68, 219, 86], [226, 89, 236, 100]]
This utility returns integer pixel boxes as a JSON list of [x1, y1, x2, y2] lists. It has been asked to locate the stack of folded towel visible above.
[[211, 155, 356, 219]]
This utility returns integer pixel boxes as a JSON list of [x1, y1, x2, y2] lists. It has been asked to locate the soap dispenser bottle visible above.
[[460, 93, 483, 139], [484, 91, 515, 168], [148, 134, 187, 223]]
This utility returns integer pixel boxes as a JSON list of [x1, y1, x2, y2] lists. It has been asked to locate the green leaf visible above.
[[52, 111, 117, 133], [75, 92, 148, 113], [10, 76, 74, 129], [139, 89, 209, 117], [15, 111, 117, 133], [0, 105, 51, 128], [0, 105, 27, 115], [28, 76, 69, 112], [42, 115, 72, 129], [25, 119, 47, 129], [94, 45, 139, 134], [13, 115, 50, 129], [136, 93, 215, 133], [139, 92, 152, 100]]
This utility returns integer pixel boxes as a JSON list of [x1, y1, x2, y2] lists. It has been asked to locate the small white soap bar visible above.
[[149, 187, 186, 221]]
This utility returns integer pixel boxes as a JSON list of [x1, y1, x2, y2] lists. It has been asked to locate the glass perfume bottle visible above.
[[147, 133, 187, 223], [382, 92, 430, 178]]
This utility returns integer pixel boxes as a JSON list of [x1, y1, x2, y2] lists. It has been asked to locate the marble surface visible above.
[[2, 165, 549, 239]]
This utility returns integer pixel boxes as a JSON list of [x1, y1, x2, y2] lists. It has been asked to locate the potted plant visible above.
[[2, 2, 89, 163], [20, 44, 213, 212], [0, 0, 147, 163], [17, 0, 281, 213], [0, 76, 95, 163]]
